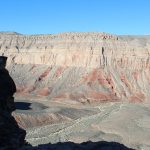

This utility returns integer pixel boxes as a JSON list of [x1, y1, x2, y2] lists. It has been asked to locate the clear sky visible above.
[[0, 0, 150, 35]]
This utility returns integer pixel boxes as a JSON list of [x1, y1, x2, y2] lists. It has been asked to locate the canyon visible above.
[[1, 32, 150, 102], [1, 32, 150, 149]]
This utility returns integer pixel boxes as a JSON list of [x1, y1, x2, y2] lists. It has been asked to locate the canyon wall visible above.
[[1, 32, 150, 103]]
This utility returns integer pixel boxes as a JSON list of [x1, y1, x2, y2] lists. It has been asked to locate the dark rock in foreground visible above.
[[22, 141, 134, 150], [0, 111, 26, 150], [0, 55, 26, 149]]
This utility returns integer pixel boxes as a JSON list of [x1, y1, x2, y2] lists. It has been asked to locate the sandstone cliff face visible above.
[[1, 32, 150, 103]]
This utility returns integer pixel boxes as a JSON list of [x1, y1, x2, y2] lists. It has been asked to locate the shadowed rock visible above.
[[0, 56, 26, 149], [22, 141, 135, 150], [0, 112, 26, 149], [15, 102, 31, 110]]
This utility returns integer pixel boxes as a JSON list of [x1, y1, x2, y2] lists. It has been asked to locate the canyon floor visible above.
[[13, 96, 150, 150], [1, 32, 150, 149]]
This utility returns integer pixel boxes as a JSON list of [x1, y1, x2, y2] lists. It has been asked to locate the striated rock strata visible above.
[[0, 32, 150, 103]]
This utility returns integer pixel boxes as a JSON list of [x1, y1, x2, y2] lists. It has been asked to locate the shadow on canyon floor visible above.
[[24, 141, 135, 150], [15, 102, 31, 110]]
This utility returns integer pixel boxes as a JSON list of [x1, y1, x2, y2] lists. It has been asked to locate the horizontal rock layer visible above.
[[1, 32, 150, 102]]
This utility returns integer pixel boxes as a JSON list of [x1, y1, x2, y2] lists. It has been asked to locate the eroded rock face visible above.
[[1, 32, 150, 103]]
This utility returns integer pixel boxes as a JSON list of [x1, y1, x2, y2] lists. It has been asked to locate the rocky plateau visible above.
[[1, 32, 150, 149]]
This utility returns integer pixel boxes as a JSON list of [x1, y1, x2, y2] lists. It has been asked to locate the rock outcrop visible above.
[[0, 95, 26, 149], [0, 111, 26, 149], [23, 141, 134, 150], [1, 32, 150, 103], [0, 56, 26, 149]]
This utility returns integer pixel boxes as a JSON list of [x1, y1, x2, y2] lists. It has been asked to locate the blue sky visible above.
[[0, 0, 150, 35]]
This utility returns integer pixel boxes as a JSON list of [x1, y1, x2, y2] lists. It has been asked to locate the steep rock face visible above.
[[0, 32, 150, 103]]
